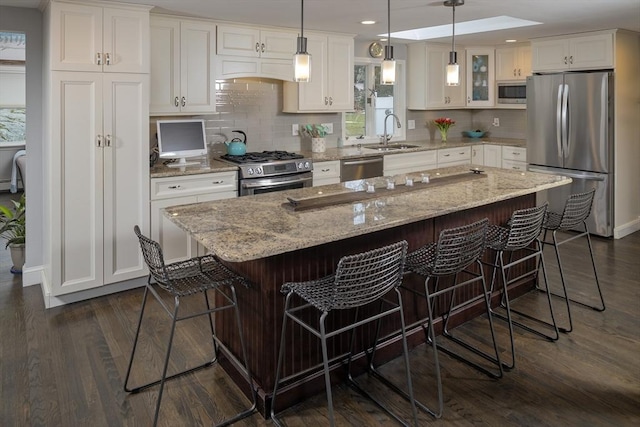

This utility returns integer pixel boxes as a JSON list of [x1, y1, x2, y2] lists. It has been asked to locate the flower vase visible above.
[[439, 129, 448, 142], [311, 137, 326, 153]]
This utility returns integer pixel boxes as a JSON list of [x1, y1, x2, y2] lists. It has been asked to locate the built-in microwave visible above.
[[497, 82, 527, 104]]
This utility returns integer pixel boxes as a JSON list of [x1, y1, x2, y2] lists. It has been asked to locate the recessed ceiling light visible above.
[[361, 20, 376, 25], [505, 39, 517, 43], [386, 16, 542, 40], [380, 37, 388, 42]]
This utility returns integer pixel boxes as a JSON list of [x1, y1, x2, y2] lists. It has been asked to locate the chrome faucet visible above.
[[383, 113, 401, 145]]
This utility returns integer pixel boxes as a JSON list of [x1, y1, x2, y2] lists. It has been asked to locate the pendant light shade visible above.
[[294, 0, 311, 82], [445, 0, 464, 86], [381, 0, 395, 85]]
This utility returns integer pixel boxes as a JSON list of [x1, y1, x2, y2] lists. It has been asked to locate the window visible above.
[[344, 58, 405, 143]]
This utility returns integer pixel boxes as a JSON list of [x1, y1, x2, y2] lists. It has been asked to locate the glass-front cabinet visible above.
[[466, 48, 495, 107]]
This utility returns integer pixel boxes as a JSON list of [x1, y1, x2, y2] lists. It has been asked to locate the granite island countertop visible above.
[[163, 165, 569, 263]]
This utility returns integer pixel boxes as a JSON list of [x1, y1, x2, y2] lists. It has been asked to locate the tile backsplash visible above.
[[150, 78, 342, 155]]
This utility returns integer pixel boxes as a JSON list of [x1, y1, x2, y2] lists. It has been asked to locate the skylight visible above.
[[386, 16, 542, 41]]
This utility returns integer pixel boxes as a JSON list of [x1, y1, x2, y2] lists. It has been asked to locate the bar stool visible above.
[[540, 189, 605, 333], [125, 226, 256, 427], [270, 240, 419, 427], [401, 218, 501, 417], [485, 203, 559, 370]]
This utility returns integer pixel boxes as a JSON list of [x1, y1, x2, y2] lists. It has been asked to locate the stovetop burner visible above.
[[221, 150, 304, 164]]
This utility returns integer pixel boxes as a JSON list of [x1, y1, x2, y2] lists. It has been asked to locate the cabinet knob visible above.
[[181, 97, 186, 107], [96, 52, 102, 65], [255, 42, 260, 53], [174, 97, 179, 107], [569, 55, 573, 64], [96, 135, 103, 147], [513, 69, 517, 77], [517, 68, 521, 76], [105, 135, 112, 147], [324, 96, 328, 105], [564, 56, 568, 64], [105, 53, 111, 66], [261, 43, 265, 53], [329, 97, 333, 106]]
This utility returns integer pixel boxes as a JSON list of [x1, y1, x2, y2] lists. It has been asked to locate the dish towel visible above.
[[11, 149, 26, 193]]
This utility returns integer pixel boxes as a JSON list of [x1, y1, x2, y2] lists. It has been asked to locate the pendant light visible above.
[[294, 0, 311, 82], [381, 0, 396, 85], [445, 0, 464, 86]]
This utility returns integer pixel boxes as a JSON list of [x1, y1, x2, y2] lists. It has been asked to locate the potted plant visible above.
[[0, 194, 26, 274]]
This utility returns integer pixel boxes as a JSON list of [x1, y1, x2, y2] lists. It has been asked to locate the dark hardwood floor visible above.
[[1, 209, 639, 426]]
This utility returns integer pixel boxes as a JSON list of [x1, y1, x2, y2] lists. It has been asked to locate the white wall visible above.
[[0, 6, 44, 283]]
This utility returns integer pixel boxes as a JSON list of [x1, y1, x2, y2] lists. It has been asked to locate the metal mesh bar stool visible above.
[[540, 189, 605, 333], [270, 240, 419, 427], [485, 203, 559, 370], [403, 218, 503, 387], [125, 226, 257, 427]]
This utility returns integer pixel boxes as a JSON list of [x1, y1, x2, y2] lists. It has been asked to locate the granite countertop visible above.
[[163, 164, 569, 263], [150, 137, 526, 177]]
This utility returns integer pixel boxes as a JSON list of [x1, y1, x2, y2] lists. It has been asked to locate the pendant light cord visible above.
[[451, 2, 456, 53], [301, 0, 304, 39], [387, 0, 391, 51]]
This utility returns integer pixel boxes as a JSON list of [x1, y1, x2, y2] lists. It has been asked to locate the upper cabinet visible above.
[[531, 32, 614, 72], [495, 44, 531, 80], [49, 0, 150, 73], [216, 24, 297, 81], [283, 33, 354, 112], [149, 16, 216, 115], [466, 48, 495, 107], [407, 42, 466, 110]]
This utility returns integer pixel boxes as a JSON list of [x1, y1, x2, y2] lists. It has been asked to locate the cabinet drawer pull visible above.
[[105, 53, 111, 65], [105, 135, 112, 147], [255, 42, 260, 53], [564, 56, 568, 64], [96, 52, 102, 65], [181, 97, 186, 107], [261, 43, 265, 53], [321, 168, 331, 172], [459, 152, 465, 155], [168, 185, 182, 189], [96, 135, 103, 147], [212, 180, 224, 184], [174, 97, 179, 107], [569, 55, 573, 64], [443, 154, 450, 157], [512, 152, 520, 155], [329, 97, 333, 106]]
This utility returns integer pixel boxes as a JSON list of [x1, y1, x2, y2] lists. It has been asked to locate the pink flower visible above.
[[434, 117, 455, 131]]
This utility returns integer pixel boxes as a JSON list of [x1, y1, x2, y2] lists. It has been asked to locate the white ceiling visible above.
[[1, 0, 639, 45]]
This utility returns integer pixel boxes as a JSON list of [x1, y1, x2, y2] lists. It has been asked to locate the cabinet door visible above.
[[569, 34, 613, 69], [297, 34, 328, 110], [466, 49, 495, 107], [531, 39, 569, 72], [260, 30, 297, 60], [495, 47, 518, 80], [425, 46, 447, 107], [102, 7, 149, 73], [483, 144, 502, 168], [216, 25, 261, 57], [180, 20, 217, 113], [149, 17, 181, 114], [471, 145, 484, 166], [517, 45, 532, 78], [313, 160, 340, 186], [326, 36, 354, 111], [50, 2, 103, 72], [51, 72, 104, 295], [151, 197, 198, 265], [102, 74, 149, 285]]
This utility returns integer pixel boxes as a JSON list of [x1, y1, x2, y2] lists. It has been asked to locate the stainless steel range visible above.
[[220, 151, 314, 196]]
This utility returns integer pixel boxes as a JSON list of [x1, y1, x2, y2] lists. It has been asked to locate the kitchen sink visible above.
[[363, 143, 420, 151]]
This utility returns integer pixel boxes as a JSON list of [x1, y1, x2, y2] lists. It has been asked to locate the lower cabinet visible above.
[[312, 160, 340, 186], [470, 144, 527, 170], [150, 171, 237, 264], [437, 146, 472, 167], [483, 144, 502, 168], [383, 151, 438, 176], [501, 146, 527, 170]]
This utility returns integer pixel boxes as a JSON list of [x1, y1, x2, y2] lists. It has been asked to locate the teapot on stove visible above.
[[224, 130, 247, 156]]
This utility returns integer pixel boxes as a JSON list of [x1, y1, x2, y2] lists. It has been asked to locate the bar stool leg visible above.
[[271, 293, 293, 426], [584, 231, 606, 312], [204, 290, 219, 361], [319, 312, 336, 427], [153, 298, 181, 427]]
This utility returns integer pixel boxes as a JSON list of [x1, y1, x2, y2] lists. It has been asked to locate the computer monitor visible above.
[[156, 119, 207, 167]]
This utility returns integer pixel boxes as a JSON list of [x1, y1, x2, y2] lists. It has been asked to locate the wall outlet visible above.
[[492, 117, 500, 127], [292, 124, 299, 136], [408, 120, 416, 130], [321, 123, 334, 134]]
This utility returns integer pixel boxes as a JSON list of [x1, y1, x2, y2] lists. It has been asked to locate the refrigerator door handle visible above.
[[528, 167, 606, 181], [561, 83, 570, 159], [556, 84, 564, 159]]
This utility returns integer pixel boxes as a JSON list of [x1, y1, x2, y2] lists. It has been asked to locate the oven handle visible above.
[[241, 175, 313, 189]]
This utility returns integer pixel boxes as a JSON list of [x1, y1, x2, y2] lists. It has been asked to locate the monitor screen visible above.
[[156, 119, 207, 166]]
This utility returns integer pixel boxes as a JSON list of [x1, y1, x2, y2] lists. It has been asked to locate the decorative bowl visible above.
[[465, 130, 486, 138]]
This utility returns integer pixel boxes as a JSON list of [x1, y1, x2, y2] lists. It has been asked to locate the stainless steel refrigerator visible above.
[[527, 71, 613, 237]]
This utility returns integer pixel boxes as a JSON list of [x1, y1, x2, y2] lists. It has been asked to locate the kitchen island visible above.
[[164, 165, 570, 416]]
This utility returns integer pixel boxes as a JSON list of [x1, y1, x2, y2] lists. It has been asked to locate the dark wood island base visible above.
[[216, 194, 537, 417]]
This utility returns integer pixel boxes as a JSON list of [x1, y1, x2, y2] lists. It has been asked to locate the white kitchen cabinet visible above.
[[531, 32, 614, 72], [216, 24, 297, 81], [50, 71, 150, 296], [283, 33, 354, 112], [437, 146, 472, 167], [466, 48, 495, 107], [49, 0, 150, 73], [495, 45, 531, 80], [312, 160, 340, 186], [150, 171, 237, 264], [407, 42, 466, 110], [483, 144, 502, 168], [149, 16, 216, 115], [383, 150, 438, 176], [501, 146, 527, 171], [471, 145, 484, 166]]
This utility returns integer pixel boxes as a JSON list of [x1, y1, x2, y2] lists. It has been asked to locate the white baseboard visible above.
[[41, 277, 147, 309], [21, 264, 43, 287], [614, 217, 640, 239]]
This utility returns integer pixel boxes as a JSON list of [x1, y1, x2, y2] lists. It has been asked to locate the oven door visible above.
[[240, 172, 313, 196]]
